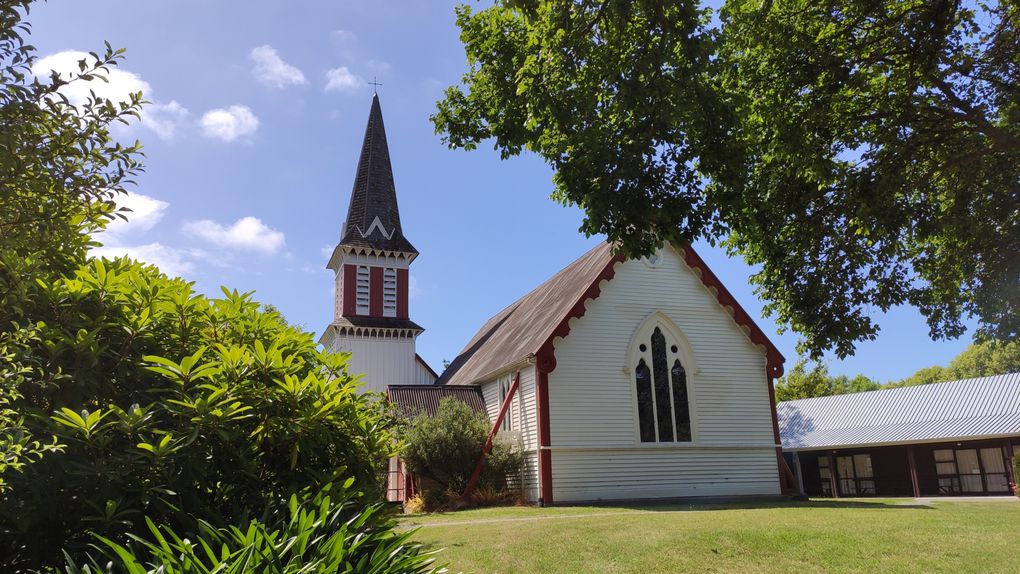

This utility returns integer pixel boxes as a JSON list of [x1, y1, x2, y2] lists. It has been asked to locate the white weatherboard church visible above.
[[323, 96, 796, 505]]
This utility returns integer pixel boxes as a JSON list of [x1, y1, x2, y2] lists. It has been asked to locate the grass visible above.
[[401, 498, 1019, 573]]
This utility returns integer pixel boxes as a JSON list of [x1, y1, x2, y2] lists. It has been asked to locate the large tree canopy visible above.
[[433, 0, 1019, 358]]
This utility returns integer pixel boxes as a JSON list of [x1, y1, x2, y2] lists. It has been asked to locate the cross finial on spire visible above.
[[369, 76, 382, 94]]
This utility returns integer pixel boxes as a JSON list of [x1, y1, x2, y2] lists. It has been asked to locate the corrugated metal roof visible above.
[[777, 373, 1020, 450], [386, 384, 486, 418]]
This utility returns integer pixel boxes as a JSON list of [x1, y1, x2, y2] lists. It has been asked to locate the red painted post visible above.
[[536, 368, 554, 505], [462, 372, 520, 501]]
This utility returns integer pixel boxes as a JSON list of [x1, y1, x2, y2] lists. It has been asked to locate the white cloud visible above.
[[200, 105, 259, 142], [330, 30, 356, 42], [324, 66, 362, 92], [90, 191, 196, 276], [142, 101, 188, 140], [103, 191, 170, 237], [91, 243, 196, 277], [33, 50, 188, 141], [33, 50, 147, 106], [321, 245, 335, 259], [184, 216, 285, 255], [250, 45, 306, 88]]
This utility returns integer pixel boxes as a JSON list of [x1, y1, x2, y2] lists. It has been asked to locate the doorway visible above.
[[819, 453, 876, 496]]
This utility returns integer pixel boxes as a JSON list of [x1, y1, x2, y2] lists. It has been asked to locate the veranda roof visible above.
[[777, 373, 1020, 451]]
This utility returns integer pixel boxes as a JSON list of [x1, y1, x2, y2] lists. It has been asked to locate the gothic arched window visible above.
[[631, 320, 693, 443]]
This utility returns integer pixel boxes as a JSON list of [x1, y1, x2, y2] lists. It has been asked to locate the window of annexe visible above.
[[628, 313, 697, 444]]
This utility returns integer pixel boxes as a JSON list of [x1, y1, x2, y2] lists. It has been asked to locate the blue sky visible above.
[[30, 1, 975, 382]]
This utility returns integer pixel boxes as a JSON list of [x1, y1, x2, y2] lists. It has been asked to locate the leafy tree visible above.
[[0, 1, 141, 279], [774, 359, 880, 401], [433, 0, 1019, 359], [401, 397, 522, 500], [0, 0, 142, 494], [894, 340, 1020, 387], [895, 365, 950, 388]]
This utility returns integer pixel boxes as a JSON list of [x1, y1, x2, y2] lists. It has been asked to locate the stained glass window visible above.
[[671, 359, 691, 441], [633, 323, 693, 444], [650, 327, 674, 442], [635, 359, 655, 442]]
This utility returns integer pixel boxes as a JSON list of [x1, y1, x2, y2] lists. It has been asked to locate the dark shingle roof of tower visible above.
[[339, 94, 416, 254]]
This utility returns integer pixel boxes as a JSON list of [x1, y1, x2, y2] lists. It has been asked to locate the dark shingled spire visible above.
[[339, 94, 416, 254]]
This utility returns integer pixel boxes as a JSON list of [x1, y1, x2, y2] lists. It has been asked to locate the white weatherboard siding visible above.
[[547, 246, 780, 502], [481, 366, 540, 502], [413, 359, 437, 385], [329, 335, 417, 394]]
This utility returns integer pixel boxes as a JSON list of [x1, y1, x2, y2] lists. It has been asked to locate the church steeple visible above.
[[339, 94, 416, 255], [320, 94, 427, 394]]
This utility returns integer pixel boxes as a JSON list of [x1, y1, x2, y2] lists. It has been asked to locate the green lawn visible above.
[[400, 499, 1019, 573]]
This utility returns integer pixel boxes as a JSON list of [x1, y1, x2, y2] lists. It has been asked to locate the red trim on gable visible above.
[[681, 246, 786, 378], [342, 264, 357, 316], [535, 253, 626, 373], [369, 266, 383, 316], [397, 268, 409, 319]]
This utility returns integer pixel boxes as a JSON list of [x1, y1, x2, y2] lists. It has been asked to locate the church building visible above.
[[325, 95, 795, 504]]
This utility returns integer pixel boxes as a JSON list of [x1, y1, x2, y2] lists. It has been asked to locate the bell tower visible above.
[[320, 94, 424, 393]]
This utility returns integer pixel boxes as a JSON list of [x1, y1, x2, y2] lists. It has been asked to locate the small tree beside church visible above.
[[401, 397, 523, 510]]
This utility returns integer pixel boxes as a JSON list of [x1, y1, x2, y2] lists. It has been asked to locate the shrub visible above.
[[63, 480, 446, 574], [404, 493, 428, 514], [483, 440, 525, 495], [400, 397, 523, 507], [0, 258, 395, 570], [1013, 452, 1019, 498]]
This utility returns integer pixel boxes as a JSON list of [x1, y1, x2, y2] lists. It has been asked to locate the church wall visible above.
[[546, 245, 781, 502], [329, 334, 417, 395], [480, 365, 540, 502], [413, 358, 438, 385]]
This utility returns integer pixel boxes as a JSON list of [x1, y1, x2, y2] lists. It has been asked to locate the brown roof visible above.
[[438, 242, 618, 385], [437, 242, 786, 386], [387, 385, 486, 418]]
